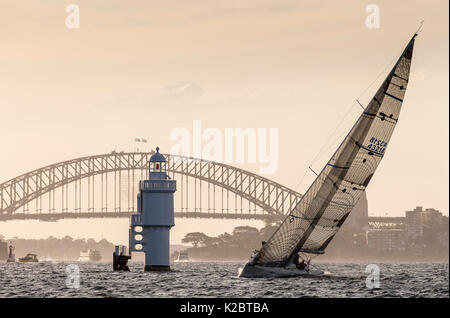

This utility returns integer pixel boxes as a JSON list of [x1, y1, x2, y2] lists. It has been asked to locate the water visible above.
[[0, 262, 448, 298]]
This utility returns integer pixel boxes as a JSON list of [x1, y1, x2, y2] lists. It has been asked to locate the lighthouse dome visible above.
[[149, 147, 166, 162]]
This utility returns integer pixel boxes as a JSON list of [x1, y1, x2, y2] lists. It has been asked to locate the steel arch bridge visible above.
[[0, 152, 301, 222]]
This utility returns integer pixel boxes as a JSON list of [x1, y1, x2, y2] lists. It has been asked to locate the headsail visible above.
[[253, 34, 417, 267]]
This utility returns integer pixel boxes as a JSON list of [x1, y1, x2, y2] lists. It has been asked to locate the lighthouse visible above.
[[129, 147, 176, 271]]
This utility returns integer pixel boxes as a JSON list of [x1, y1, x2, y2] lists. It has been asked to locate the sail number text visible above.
[[367, 137, 388, 154]]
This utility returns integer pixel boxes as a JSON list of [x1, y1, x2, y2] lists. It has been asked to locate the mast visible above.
[[283, 34, 418, 264], [253, 33, 417, 267]]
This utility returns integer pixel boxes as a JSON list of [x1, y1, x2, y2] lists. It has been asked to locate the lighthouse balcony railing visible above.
[[139, 180, 176, 191], [131, 214, 143, 225]]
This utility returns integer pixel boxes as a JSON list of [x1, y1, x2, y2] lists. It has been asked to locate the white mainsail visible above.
[[249, 34, 417, 269]]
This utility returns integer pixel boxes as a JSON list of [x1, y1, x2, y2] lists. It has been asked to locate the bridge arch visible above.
[[0, 152, 301, 221]]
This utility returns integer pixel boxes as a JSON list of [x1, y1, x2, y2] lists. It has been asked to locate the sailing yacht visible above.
[[239, 32, 418, 278]]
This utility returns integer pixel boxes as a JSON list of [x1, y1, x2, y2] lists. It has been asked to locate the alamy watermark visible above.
[[365, 4, 380, 29], [65, 4, 80, 29], [170, 120, 279, 174], [365, 264, 380, 289], [65, 264, 81, 289]]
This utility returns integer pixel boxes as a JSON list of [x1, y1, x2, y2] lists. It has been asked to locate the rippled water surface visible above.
[[0, 262, 448, 298]]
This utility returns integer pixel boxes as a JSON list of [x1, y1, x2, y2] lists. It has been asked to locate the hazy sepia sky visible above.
[[0, 0, 448, 244]]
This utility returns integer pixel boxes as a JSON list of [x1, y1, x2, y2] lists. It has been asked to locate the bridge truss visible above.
[[0, 152, 301, 222]]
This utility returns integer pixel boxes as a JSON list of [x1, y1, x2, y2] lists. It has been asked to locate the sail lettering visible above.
[[368, 137, 388, 154]]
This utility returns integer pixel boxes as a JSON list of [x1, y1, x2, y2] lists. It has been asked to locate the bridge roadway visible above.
[[0, 152, 407, 226], [0, 211, 283, 222], [0, 152, 301, 222]]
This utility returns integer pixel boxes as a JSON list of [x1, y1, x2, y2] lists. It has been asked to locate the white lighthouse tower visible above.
[[129, 147, 176, 271]]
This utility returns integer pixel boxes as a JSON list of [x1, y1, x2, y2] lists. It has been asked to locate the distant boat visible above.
[[18, 254, 39, 263], [40, 255, 55, 263], [239, 32, 418, 278], [174, 251, 189, 263], [78, 249, 102, 262]]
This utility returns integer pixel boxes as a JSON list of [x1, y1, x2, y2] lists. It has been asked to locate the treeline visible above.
[[0, 235, 115, 261], [181, 222, 450, 262], [181, 224, 279, 261]]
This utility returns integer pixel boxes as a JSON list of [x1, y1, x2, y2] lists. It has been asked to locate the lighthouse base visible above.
[[144, 265, 171, 271]]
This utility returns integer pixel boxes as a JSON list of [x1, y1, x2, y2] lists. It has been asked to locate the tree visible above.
[[87, 238, 97, 246], [232, 226, 259, 237], [182, 232, 212, 248], [231, 226, 261, 248], [217, 233, 233, 246]]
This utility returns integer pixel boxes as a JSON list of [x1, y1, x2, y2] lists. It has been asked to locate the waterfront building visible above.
[[366, 229, 406, 252], [406, 206, 443, 240]]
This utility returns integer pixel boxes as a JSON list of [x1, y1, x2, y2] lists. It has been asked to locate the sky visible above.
[[0, 0, 448, 245]]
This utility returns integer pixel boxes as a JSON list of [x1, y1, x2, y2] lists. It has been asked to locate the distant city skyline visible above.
[[0, 203, 446, 245]]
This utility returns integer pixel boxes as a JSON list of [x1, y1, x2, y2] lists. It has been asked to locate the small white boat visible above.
[[78, 249, 102, 262], [40, 255, 55, 263], [174, 251, 189, 263]]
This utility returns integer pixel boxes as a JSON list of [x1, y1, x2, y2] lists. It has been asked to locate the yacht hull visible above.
[[238, 263, 324, 278]]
